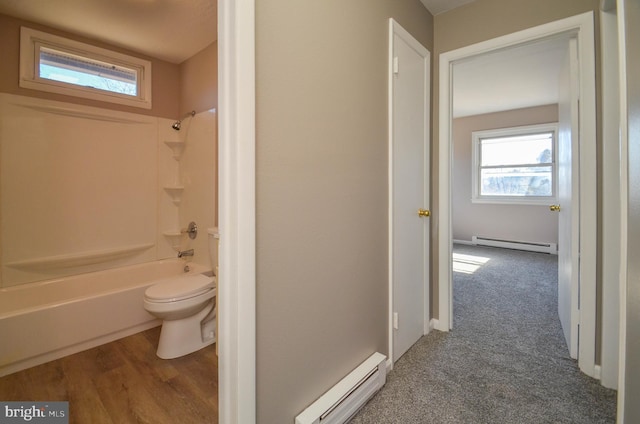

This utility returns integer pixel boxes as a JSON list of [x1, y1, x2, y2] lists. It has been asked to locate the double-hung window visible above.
[[20, 27, 152, 109], [472, 123, 558, 205]]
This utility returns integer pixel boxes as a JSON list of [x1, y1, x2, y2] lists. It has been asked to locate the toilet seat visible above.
[[145, 274, 215, 303]]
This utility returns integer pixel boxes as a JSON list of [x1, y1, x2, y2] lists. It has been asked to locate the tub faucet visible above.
[[178, 249, 194, 258]]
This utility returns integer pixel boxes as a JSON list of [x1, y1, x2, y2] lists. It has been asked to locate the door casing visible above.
[[218, 0, 256, 422]]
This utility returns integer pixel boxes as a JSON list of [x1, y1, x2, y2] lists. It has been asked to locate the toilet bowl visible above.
[[143, 228, 220, 359]]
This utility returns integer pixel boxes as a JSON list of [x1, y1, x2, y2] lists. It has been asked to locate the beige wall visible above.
[[0, 13, 180, 119], [255, 0, 432, 422], [180, 41, 218, 116], [452, 105, 559, 244], [432, 0, 601, 318]]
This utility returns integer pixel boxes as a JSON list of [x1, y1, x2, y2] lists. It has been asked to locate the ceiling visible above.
[[0, 0, 216, 64], [452, 37, 568, 117], [0, 0, 565, 117], [0, 0, 474, 64], [420, 0, 477, 15], [419, 0, 566, 118]]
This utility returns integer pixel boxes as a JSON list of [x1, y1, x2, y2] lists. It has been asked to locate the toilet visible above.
[[143, 228, 219, 359]]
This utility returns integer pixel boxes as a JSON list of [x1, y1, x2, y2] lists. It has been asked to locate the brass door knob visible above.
[[549, 205, 561, 212], [418, 209, 431, 217]]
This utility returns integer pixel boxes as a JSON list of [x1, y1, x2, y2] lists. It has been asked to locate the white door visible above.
[[389, 20, 430, 362], [556, 37, 580, 359]]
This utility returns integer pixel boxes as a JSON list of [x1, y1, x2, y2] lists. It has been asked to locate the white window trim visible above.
[[19, 27, 152, 109], [471, 123, 559, 206]]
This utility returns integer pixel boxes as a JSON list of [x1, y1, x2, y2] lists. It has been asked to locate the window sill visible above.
[[471, 197, 557, 206]]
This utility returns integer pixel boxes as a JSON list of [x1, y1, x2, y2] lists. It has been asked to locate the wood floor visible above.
[[0, 327, 218, 424]]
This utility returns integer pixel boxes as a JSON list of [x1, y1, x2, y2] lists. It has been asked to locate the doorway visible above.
[[449, 36, 570, 351], [437, 11, 598, 378]]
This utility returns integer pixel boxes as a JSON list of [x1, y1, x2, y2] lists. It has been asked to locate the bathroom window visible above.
[[472, 123, 558, 205], [20, 27, 152, 109]]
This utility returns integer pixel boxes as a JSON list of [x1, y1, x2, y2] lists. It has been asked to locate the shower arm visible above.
[[171, 110, 196, 130], [180, 110, 196, 120]]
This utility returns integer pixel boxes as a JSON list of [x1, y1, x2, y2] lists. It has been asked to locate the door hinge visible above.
[[393, 57, 399, 75], [393, 312, 399, 329]]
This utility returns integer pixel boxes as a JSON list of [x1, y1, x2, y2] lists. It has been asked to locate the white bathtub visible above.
[[0, 259, 209, 377]]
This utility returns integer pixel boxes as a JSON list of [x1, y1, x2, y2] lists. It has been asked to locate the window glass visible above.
[[472, 124, 557, 204], [39, 47, 138, 96], [480, 166, 553, 197], [480, 133, 553, 167]]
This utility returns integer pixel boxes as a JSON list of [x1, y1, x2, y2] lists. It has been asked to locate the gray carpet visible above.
[[351, 244, 617, 423]]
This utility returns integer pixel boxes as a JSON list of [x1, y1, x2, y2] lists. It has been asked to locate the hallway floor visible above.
[[351, 245, 617, 423], [0, 327, 218, 424]]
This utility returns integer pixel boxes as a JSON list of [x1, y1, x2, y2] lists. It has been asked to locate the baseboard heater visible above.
[[295, 352, 387, 424], [472, 236, 557, 255]]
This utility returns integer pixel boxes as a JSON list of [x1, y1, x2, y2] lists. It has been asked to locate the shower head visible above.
[[171, 110, 196, 131]]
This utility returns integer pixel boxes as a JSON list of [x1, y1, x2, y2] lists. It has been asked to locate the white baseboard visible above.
[[594, 364, 602, 380], [453, 239, 474, 245], [429, 318, 439, 331]]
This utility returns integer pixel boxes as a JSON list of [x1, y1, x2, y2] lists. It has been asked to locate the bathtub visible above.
[[0, 259, 209, 377]]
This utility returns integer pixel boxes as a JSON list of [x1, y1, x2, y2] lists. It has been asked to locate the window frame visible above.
[[471, 123, 559, 206], [19, 27, 152, 109]]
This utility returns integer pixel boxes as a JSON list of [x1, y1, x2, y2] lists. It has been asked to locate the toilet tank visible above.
[[207, 228, 220, 275]]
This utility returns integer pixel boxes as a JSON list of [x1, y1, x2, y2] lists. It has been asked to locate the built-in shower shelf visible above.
[[5, 243, 154, 271], [163, 186, 184, 205], [162, 231, 183, 249], [164, 140, 185, 160]]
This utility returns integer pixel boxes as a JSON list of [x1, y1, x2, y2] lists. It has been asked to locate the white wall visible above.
[[452, 104, 559, 244]]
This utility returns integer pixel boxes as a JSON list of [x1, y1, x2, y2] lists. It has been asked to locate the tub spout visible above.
[[178, 249, 194, 258]]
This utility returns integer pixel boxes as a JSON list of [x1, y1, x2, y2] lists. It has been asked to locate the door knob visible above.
[[549, 205, 561, 212], [418, 209, 431, 217]]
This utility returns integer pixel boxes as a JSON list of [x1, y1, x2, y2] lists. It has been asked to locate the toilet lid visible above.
[[145, 274, 215, 302]]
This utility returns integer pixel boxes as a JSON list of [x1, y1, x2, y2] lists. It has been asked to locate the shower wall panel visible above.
[[0, 93, 163, 287], [178, 109, 217, 267]]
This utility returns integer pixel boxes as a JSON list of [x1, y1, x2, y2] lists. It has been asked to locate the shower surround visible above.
[[0, 92, 216, 374]]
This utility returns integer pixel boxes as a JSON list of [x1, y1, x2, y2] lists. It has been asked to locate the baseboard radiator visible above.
[[295, 352, 387, 424], [472, 236, 557, 255]]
